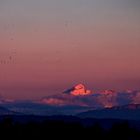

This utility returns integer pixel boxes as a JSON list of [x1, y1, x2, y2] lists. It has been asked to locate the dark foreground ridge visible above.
[[0, 115, 140, 140]]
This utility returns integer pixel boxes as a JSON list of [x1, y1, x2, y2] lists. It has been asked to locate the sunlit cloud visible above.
[[40, 89, 140, 108]]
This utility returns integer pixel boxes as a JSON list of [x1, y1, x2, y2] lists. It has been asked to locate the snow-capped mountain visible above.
[[41, 84, 140, 108], [1, 84, 140, 117], [64, 84, 92, 96]]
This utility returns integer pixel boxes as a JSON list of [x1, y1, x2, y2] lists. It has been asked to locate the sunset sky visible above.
[[0, 0, 140, 99]]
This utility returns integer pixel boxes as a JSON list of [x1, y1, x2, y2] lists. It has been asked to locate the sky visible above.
[[0, 0, 140, 100]]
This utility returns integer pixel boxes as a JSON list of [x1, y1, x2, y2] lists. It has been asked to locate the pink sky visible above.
[[0, 0, 140, 99]]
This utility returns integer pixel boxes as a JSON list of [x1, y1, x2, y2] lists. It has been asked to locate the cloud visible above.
[[41, 94, 90, 107], [131, 91, 140, 104], [40, 92, 117, 108], [40, 90, 140, 109]]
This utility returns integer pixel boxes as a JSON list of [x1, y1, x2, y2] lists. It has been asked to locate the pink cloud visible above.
[[40, 94, 89, 107]]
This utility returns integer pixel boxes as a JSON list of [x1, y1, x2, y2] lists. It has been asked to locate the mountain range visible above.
[[0, 84, 140, 120], [77, 104, 140, 120]]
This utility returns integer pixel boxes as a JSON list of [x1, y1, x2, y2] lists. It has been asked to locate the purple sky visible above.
[[0, 0, 140, 99]]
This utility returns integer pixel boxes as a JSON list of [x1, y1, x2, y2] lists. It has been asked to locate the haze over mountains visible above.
[[41, 84, 140, 108], [0, 84, 140, 118]]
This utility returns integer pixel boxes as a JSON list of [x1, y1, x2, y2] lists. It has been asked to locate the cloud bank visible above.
[[40, 90, 140, 109]]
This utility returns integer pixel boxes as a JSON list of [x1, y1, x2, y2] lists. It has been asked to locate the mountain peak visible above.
[[65, 84, 92, 96]]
